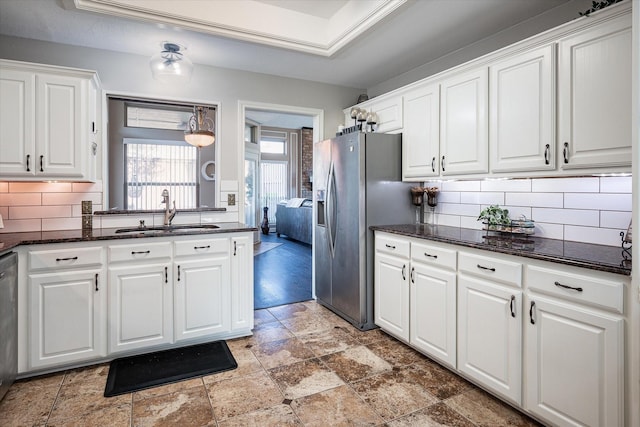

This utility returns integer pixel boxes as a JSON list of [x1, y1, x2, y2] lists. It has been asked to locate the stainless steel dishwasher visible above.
[[0, 251, 17, 402]]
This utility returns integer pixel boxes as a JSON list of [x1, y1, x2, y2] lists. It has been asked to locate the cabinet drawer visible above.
[[29, 246, 102, 271], [458, 252, 522, 287], [375, 233, 410, 258], [411, 242, 456, 271], [174, 238, 229, 257], [108, 241, 172, 263], [527, 265, 624, 314]]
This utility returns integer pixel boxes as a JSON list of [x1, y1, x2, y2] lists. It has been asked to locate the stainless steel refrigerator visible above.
[[314, 132, 414, 330]]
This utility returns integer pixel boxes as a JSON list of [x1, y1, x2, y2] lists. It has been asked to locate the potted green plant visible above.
[[478, 205, 511, 231]]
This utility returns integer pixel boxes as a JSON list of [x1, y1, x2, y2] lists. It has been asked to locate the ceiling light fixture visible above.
[[185, 106, 215, 148], [149, 42, 193, 83]]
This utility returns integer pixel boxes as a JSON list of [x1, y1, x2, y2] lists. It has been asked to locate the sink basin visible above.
[[115, 224, 220, 234]]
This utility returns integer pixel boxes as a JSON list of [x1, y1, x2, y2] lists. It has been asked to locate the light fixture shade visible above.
[[185, 106, 215, 147], [150, 42, 193, 83]]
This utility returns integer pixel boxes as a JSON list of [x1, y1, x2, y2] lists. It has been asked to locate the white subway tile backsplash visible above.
[[0, 219, 41, 233], [42, 192, 102, 206], [532, 208, 599, 227], [0, 182, 8, 192], [564, 225, 624, 246], [460, 216, 483, 230], [434, 214, 461, 228], [9, 182, 72, 193], [534, 222, 564, 240], [10, 205, 71, 219], [564, 193, 632, 211], [506, 192, 563, 208], [436, 191, 461, 204], [42, 217, 81, 231], [599, 176, 632, 193], [0, 193, 41, 206], [481, 179, 531, 192], [439, 203, 481, 217], [220, 180, 239, 192], [532, 177, 599, 193], [502, 206, 532, 220], [460, 192, 504, 205], [441, 180, 481, 192], [600, 211, 632, 229]]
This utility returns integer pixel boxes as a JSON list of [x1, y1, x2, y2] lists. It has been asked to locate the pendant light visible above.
[[185, 106, 215, 148], [150, 42, 193, 83]]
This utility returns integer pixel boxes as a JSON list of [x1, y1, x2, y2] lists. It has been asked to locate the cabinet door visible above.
[[231, 235, 253, 331], [174, 256, 230, 341], [410, 262, 456, 368], [374, 252, 409, 341], [440, 68, 488, 175], [458, 274, 521, 405], [558, 14, 631, 169], [370, 95, 403, 133], [36, 73, 87, 177], [402, 84, 440, 179], [29, 269, 105, 369], [108, 263, 173, 353], [525, 295, 623, 427], [0, 68, 35, 176], [490, 45, 555, 172]]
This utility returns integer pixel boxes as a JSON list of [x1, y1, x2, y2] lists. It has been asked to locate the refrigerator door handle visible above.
[[326, 162, 337, 258]]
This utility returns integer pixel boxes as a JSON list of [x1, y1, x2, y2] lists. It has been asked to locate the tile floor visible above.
[[0, 301, 543, 426]]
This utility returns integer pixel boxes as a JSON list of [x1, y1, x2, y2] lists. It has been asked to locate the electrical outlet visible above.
[[227, 194, 236, 206]]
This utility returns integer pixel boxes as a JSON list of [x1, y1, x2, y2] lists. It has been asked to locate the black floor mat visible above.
[[104, 341, 237, 397]]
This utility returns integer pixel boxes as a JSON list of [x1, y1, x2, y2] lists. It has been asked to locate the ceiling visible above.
[[0, 0, 577, 90]]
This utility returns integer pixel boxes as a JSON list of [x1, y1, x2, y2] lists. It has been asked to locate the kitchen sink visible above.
[[115, 224, 220, 234]]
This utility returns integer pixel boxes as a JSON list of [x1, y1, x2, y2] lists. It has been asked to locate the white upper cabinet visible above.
[[369, 95, 403, 134], [440, 68, 488, 175], [0, 60, 99, 181], [558, 14, 631, 169], [402, 83, 440, 180], [490, 45, 555, 173]]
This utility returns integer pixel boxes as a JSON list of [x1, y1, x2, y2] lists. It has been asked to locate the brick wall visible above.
[[300, 127, 313, 199]]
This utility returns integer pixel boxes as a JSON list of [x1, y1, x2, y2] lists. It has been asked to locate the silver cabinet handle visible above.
[[177, 265, 180, 282], [234, 241, 237, 256], [131, 250, 150, 255], [510, 295, 516, 318], [554, 281, 583, 292], [563, 142, 569, 164], [424, 253, 437, 259], [441, 156, 445, 172], [431, 157, 436, 173], [410, 267, 415, 283], [477, 264, 496, 272], [26, 154, 30, 172], [40, 155, 44, 172], [56, 256, 78, 262], [402, 264, 406, 280], [544, 144, 550, 165], [194, 245, 210, 250], [385, 244, 396, 250], [165, 266, 168, 283], [95, 273, 99, 291], [529, 301, 536, 325]]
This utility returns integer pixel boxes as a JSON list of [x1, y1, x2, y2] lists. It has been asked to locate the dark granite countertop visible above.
[[94, 207, 226, 215], [0, 223, 257, 253], [370, 224, 631, 276]]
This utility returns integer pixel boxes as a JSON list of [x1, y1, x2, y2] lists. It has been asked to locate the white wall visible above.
[[368, 0, 593, 97], [0, 34, 363, 195]]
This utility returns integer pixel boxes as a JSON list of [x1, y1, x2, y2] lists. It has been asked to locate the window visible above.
[[260, 130, 287, 156], [125, 139, 197, 210], [107, 97, 217, 211]]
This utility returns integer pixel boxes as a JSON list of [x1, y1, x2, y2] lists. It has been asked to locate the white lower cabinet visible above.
[[108, 262, 173, 353], [374, 251, 410, 341], [107, 241, 173, 354], [410, 262, 456, 368], [458, 274, 522, 405], [230, 235, 253, 331], [29, 268, 106, 369], [173, 238, 230, 342]]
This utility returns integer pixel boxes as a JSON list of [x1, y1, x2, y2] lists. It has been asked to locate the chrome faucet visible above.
[[161, 189, 176, 226]]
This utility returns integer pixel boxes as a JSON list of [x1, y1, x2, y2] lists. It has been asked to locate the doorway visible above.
[[240, 102, 323, 309]]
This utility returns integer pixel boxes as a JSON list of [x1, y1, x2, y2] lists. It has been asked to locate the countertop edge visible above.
[[371, 225, 631, 276]]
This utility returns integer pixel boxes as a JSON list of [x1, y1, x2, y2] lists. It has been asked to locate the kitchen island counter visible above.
[[371, 224, 631, 276]]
